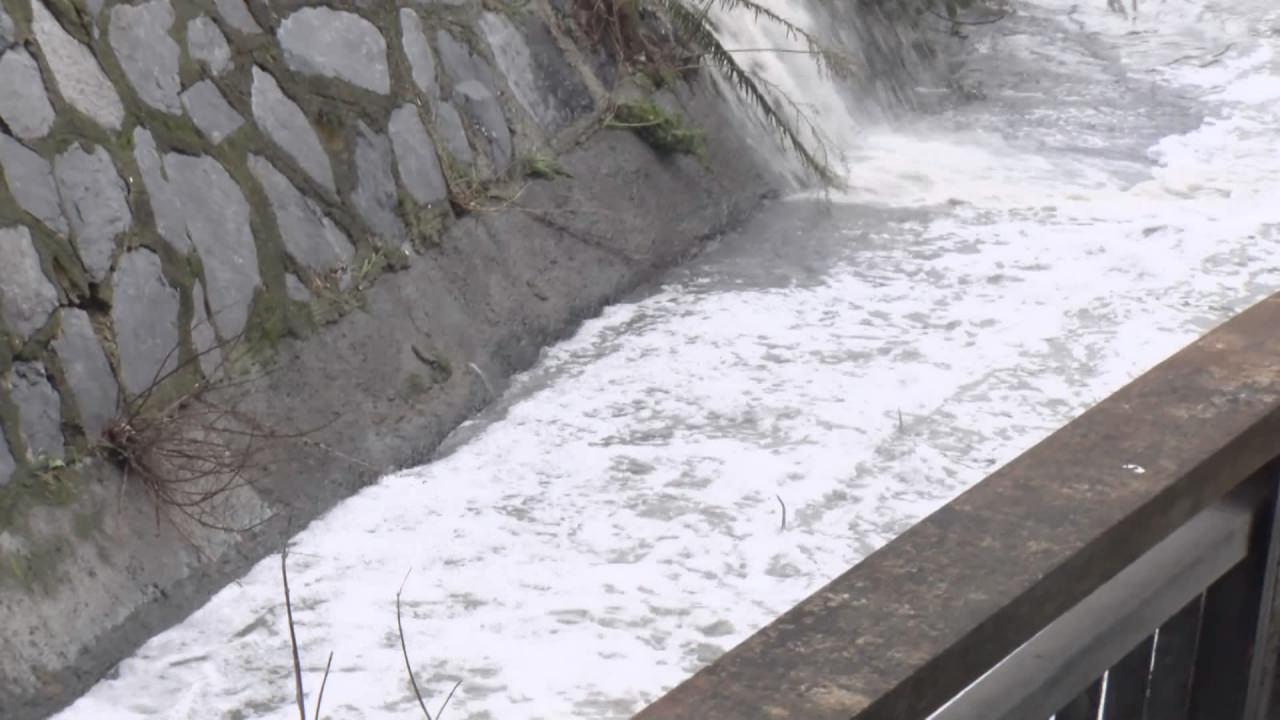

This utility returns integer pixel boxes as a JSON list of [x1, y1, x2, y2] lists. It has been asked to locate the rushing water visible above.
[[57, 0, 1280, 718]]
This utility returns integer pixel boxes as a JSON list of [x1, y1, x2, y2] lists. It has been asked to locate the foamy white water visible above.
[[56, 0, 1280, 718]]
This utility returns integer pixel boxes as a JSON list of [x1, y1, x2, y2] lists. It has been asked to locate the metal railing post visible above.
[[1191, 467, 1280, 720], [1243, 468, 1280, 720]]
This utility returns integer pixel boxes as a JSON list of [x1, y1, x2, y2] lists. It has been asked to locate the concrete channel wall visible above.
[[0, 0, 786, 716]]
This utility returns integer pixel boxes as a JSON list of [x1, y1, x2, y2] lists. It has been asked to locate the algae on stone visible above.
[[608, 101, 707, 159]]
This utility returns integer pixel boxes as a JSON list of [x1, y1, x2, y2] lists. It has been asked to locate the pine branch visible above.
[[665, 0, 842, 184], [685, 0, 859, 79]]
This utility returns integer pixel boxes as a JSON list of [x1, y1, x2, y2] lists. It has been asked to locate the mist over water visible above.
[[56, 0, 1280, 718]]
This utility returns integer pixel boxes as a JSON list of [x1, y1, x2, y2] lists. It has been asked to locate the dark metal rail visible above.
[[934, 465, 1280, 720], [636, 293, 1280, 720]]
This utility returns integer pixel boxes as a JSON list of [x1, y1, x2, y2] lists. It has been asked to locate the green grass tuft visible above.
[[607, 101, 708, 159]]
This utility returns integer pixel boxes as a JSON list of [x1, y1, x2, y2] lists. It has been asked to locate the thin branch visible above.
[[923, 5, 1010, 25], [436, 680, 463, 720], [313, 651, 334, 720], [664, 0, 841, 184], [776, 494, 787, 531], [693, 0, 859, 77], [282, 548, 307, 720], [717, 46, 839, 55], [397, 570, 434, 720]]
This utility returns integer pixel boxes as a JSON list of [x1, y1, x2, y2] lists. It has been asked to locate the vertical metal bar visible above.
[[1057, 678, 1103, 720], [1143, 596, 1204, 720], [1188, 535, 1257, 719], [1270, 665, 1280, 720], [1244, 470, 1280, 720], [1189, 471, 1280, 720], [1105, 636, 1155, 720]]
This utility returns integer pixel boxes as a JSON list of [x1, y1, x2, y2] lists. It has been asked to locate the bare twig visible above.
[[314, 651, 334, 720], [923, 4, 1010, 26], [436, 680, 463, 720], [776, 494, 787, 530], [282, 548, 307, 720], [1167, 43, 1234, 67], [397, 570, 434, 720]]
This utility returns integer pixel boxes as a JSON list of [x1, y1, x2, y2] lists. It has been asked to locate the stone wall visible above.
[[0, 0, 782, 716]]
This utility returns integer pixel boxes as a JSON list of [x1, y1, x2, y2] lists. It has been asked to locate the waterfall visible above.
[[705, 0, 947, 183]]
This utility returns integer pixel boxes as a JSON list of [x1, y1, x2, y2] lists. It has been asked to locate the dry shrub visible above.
[[98, 330, 325, 541]]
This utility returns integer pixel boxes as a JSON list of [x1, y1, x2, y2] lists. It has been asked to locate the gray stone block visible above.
[[435, 31, 512, 172], [248, 154, 354, 274], [29, 0, 125, 131], [132, 128, 191, 254], [0, 49, 57, 140], [213, 0, 261, 34], [285, 274, 312, 302], [399, 8, 438, 99], [53, 143, 131, 283], [51, 308, 119, 438], [0, 4, 14, 52], [111, 249, 180, 396], [251, 67, 335, 194], [109, 0, 182, 115], [0, 226, 59, 339], [479, 11, 592, 133], [191, 281, 222, 378], [0, 426, 14, 486], [163, 153, 261, 337], [8, 362, 64, 462], [389, 104, 447, 206], [83, 0, 105, 23], [187, 16, 232, 76], [454, 80, 512, 171], [0, 133, 69, 235], [279, 7, 390, 94], [181, 80, 244, 144], [433, 30, 489, 94], [350, 121, 408, 246], [434, 101, 473, 166]]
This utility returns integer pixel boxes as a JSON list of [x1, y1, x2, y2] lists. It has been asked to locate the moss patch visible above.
[[520, 150, 572, 180], [606, 101, 706, 159], [0, 461, 83, 532]]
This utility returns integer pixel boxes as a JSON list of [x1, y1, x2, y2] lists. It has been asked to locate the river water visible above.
[[56, 0, 1280, 718]]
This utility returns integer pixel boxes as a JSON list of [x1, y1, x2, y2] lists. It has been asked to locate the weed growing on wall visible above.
[[96, 329, 334, 547], [606, 100, 708, 158]]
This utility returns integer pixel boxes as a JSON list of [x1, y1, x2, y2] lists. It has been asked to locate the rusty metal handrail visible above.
[[636, 293, 1280, 720]]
